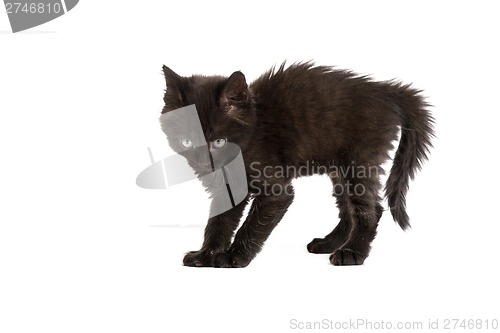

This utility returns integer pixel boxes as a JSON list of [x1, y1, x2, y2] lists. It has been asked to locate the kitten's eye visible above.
[[212, 138, 227, 149], [180, 138, 193, 148]]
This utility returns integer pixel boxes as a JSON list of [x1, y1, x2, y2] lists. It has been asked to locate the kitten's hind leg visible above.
[[307, 220, 349, 254], [307, 173, 382, 254], [307, 194, 351, 254], [308, 201, 383, 254], [329, 176, 383, 266]]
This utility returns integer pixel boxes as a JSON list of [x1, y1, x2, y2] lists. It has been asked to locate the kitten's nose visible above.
[[192, 147, 214, 171]]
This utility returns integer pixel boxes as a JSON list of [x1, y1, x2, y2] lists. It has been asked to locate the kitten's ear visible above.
[[163, 65, 184, 103], [163, 65, 182, 88], [222, 71, 249, 106]]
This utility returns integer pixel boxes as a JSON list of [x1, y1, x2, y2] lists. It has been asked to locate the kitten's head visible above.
[[160, 66, 256, 176]]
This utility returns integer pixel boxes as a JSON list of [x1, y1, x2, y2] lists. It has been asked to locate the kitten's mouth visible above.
[[194, 164, 215, 176]]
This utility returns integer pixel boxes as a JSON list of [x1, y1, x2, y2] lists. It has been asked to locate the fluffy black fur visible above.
[[161, 62, 434, 267]]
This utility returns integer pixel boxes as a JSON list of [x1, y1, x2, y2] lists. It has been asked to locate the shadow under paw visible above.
[[329, 248, 367, 266]]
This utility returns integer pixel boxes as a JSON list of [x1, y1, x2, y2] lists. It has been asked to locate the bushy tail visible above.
[[385, 87, 434, 230]]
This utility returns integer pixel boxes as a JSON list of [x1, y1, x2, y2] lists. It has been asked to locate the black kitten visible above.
[[160, 62, 434, 267]]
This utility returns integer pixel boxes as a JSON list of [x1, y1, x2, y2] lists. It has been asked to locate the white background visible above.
[[1, 1, 499, 332]]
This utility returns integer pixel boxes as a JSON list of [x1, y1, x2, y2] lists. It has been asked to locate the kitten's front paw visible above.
[[329, 248, 366, 266], [212, 252, 250, 268], [183, 250, 214, 267]]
